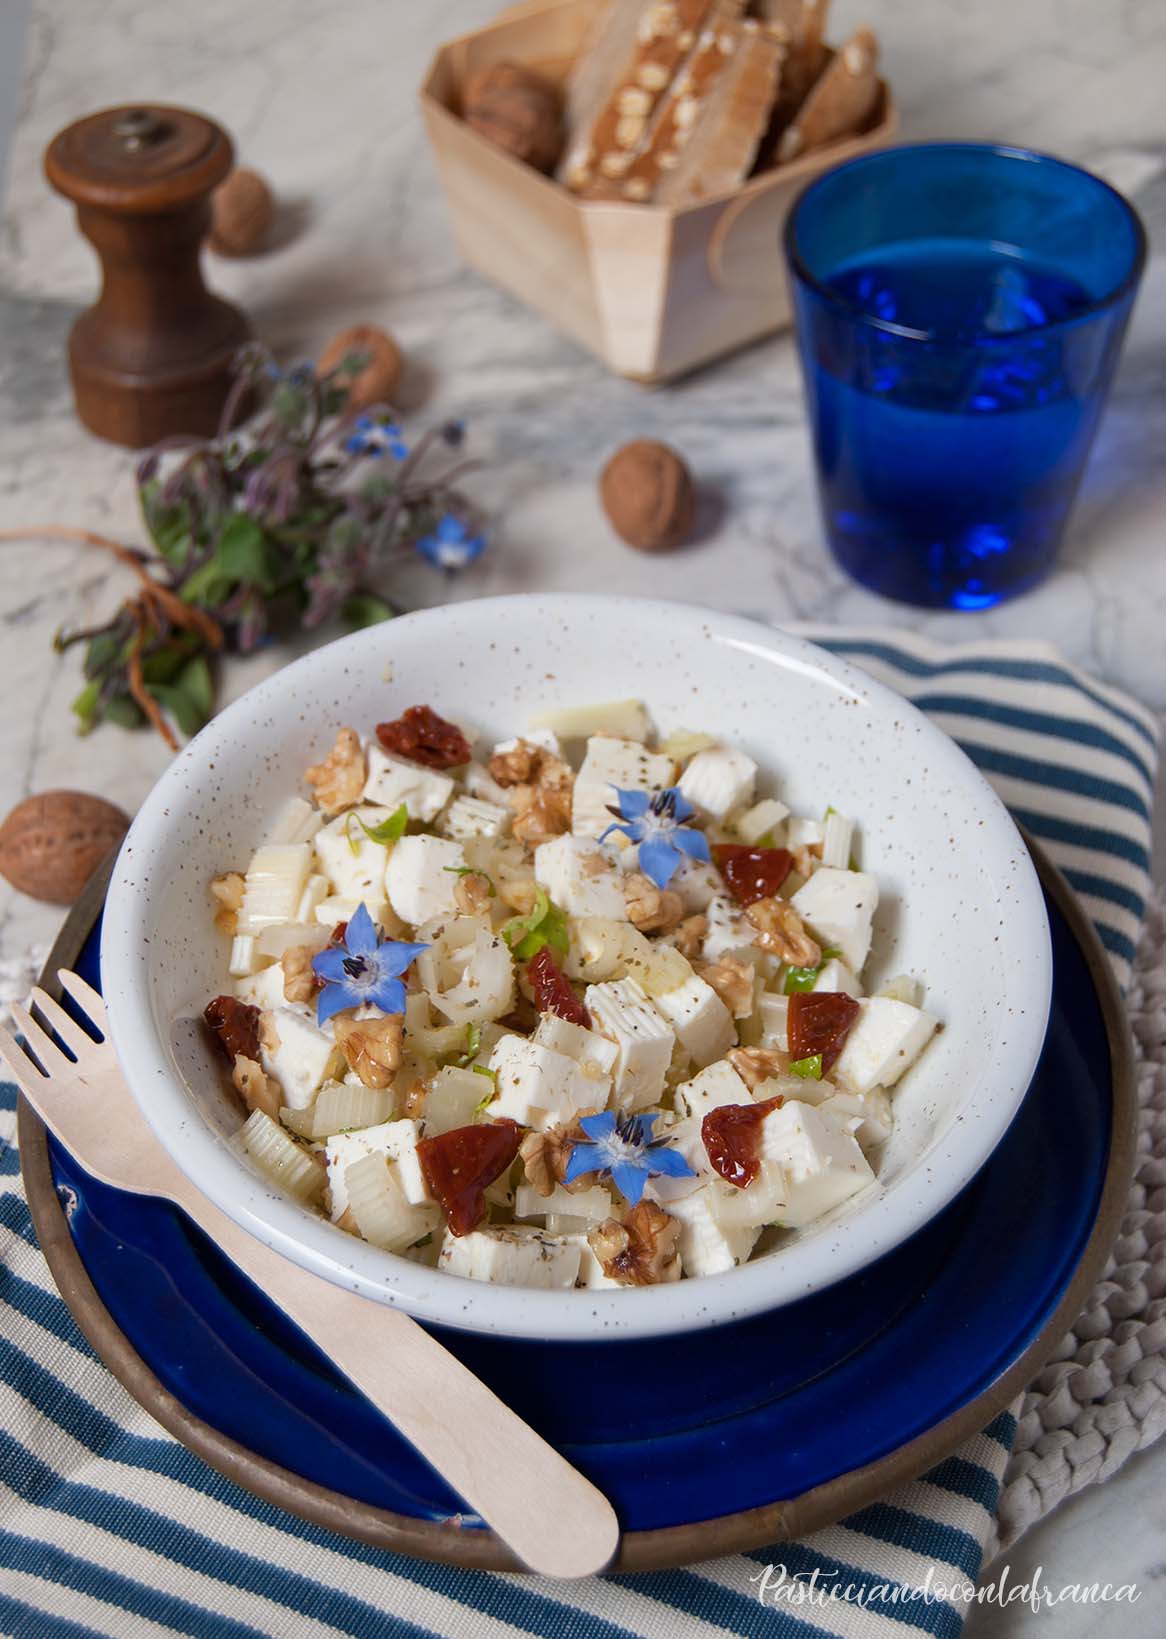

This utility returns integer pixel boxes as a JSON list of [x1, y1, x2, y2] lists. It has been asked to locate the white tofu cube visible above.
[[532, 1013, 619, 1079], [384, 834, 466, 926], [534, 834, 628, 921], [813, 957, 863, 998], [585, 978, 674, 1112], [314, 806, 398, 901], [325, 1118, 430, 1218], [570, 1234, 626, 1289], [234, 962, 291, 1012], [670, 856, 722, 911], [667, 1185, 761, 1276], [487, 1035, 606, 1130], [438, 1225, 582, 1289], [653, 971, 735, 1068], [440, 794, 510, 841], [678, 746, 757, 819], [832, 997, 939, 1094], [643, 1114, 708, 1202], [701, 892, 756, 960], [572, 736, 675, 839], [791, 868, 879, 973], [361, 745, 455, 822], [818, 1088, 894, 1151], [463, 761, 512, 806], [757, 992, 789, 1051], [732, 797, 790, 845], [673, 1058, 750, 1121], [313, 893, 389, 930], [514, 1183, 613, 1225], [259, 1009, 340, 1111], [821, 811, 854, 869], [756, 1100, 875, 1228]]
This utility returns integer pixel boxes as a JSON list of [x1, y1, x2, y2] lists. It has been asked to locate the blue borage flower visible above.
[[344, 413, 409, 461], [600, 785, 710, 890], [563, 1111, 695, 1207], [415, 513, 487, 571], [310, 902, 428, 1026]]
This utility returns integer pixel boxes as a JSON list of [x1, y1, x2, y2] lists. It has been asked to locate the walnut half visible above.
[[281, 943, 319, 1004], [624, 871, 684, 933], [232, 1053, 280, 1120], [728, 1046, 790, 1091], [209, 871, 245, 936], [520, 1123, 585, 1197], [305, 727, 366, 815], [332, 1012, 403, 1089], [697, 955, 755, 1018], [589, 1200, 682, 1285], [744, 897, 821, 967]]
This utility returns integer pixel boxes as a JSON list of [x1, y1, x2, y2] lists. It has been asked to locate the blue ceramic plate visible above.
[[21, 848, 1134, 1571]]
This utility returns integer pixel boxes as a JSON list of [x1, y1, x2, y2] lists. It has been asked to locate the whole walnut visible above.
[[600, 440, 696, 552], [209, 167, 274, 257], [318, 324, 404, 410], [462, 61, 564, 175], [0, 791, 129, 905]]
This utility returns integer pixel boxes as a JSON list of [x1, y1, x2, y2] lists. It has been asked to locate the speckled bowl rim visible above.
[[97, 597, 1053, 1343], [19, 839, 1136, 1571]]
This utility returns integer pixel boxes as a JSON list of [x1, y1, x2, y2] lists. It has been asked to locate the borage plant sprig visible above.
[[14, 343, 487, 749]]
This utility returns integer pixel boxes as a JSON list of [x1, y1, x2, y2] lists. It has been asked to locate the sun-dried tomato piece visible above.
[[787, 990, 860, 1073], [712, 844, 794, 907], [375, 704, 471, 769], [701, 1094, 785, 1188], [204, 995, 260, 1063], [329, 920, 349, 947], [418, 1119, 524, 1236], [527, 946, 590, 1028]]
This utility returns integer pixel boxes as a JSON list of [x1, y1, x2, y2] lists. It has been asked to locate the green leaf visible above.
[[140, 479, 194, 567], [473, 1065, 498, 1112], [783, 947, 841, 996], [71, 680, 101, 733], [179, 557, 234, 607], [789, 1054, 823, 1080], [216, 512, 280, 592], [341, 592, 394, 631], [358, 804, 409, 845], [103, 694, 146, 729], [178, 655, 214, 718], [501, 887, 570, 962], [83, 631, 128, 681], [445, 1021, 482, 1070]]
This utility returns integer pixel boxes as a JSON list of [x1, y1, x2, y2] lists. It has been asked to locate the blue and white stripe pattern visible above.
[[0, 635, 1157, 1637]]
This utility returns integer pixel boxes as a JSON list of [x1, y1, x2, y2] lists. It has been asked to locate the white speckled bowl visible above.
[[101, 595, 1051, 1342]]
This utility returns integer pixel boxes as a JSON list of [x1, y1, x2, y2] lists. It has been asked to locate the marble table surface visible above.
[[0, 1, 1162, 1630]]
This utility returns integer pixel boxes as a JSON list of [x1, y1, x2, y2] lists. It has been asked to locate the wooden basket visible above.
[[419, 0, 898, 383]]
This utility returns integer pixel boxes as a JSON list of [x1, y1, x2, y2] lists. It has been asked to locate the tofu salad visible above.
[[203, 700, 940, 1291]]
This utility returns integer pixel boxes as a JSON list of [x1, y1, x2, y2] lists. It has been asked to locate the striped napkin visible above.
[[0, 633, 1157, 1639]]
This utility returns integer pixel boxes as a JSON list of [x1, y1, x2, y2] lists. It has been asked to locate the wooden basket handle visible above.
[[706, 179, 796, 300]]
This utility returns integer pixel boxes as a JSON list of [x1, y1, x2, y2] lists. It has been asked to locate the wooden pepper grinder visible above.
[[45, 104, 252, 447]]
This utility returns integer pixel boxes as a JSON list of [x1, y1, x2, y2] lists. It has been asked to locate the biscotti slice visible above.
[[587, 0, 745, 200], [750, 0, 831, 170], [652, 18, 783, 202], [777, 26, 880, 163], [558, 0, 746, 194]]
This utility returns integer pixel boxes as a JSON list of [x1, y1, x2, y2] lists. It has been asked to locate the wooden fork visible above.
[[0, 970, 620, 1580]]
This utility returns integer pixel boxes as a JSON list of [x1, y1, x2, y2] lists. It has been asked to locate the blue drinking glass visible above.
[[784, 143, 1146, 609]]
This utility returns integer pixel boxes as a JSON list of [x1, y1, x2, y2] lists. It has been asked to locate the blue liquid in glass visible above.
[[808, 239, 1103, 608]]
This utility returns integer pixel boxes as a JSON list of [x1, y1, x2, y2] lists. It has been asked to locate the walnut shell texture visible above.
[[317, 324, 404, 411], [462, 61, 564, 175], [0, 791, 130, 905], [600, 439, 696, 552], [209, 167, 274, 257]]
